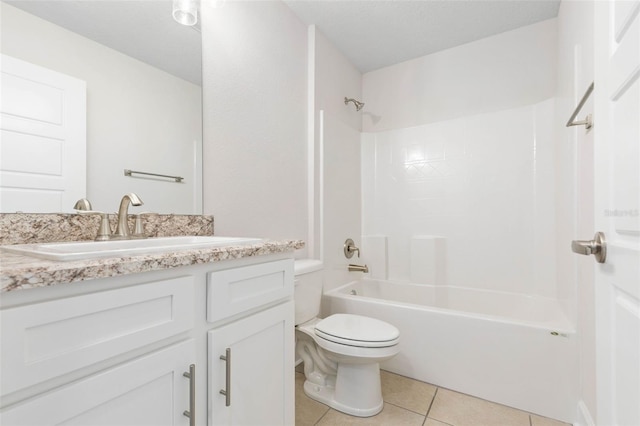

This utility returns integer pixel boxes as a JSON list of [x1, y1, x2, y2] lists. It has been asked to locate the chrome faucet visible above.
[[348, 264, 369, 273], [113, 193, 143, 239]]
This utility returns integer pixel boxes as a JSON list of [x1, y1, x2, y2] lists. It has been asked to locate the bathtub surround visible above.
[[0, 213, 213, 245], [361, 99, 557, 298], [361, 19, 559, 297], [361, 235, 388, 280], [409, 236, 446, 285]]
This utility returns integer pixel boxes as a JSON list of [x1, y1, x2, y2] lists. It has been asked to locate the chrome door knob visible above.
[[571, 232, 606, 263]]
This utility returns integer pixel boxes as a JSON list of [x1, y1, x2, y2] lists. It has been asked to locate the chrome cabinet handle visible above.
[[183, 364, 195, 426], [571, 232, 606, 263], [219, 348, 231, 407]]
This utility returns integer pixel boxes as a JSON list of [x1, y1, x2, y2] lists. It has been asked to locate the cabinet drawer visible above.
[[207, 259, 293, 323], [1, 276, 194, 396], [0, 339, 195, 426]]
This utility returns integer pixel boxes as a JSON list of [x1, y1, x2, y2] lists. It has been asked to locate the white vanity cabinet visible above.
[[0, 255, 295, 426], [207, 260, 294, 425], [0, 275, 197, 426]]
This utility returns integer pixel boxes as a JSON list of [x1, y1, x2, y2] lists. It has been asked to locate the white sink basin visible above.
[[1, 236, 263, 261]]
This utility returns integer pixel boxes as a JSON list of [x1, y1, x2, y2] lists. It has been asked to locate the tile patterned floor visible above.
[[295, 369, 571, 426]]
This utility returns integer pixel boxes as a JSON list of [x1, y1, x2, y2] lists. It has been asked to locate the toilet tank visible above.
[[294, 259, 324, 325]]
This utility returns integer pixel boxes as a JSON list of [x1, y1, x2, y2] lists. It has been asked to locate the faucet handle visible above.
[[73, 198, 92, 210], [95, 213, 112, 241], [131, 212, 157, 239], [344, 238, 360, 259], [73, 210, 111, 241]]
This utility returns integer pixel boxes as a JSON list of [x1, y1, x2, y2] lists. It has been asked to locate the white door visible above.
[[208, 301, 294, 426], [0, 54, 86, 213], [593, 1, 640, 425], [0, 339, 196, 425]]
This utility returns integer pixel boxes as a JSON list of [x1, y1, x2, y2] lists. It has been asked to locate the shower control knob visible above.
[[571, 232, 606, 263], [344, 238, 360, 259]]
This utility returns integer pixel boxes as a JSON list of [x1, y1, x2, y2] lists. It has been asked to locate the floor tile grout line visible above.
[[423, 416, 455, 426], [425, 386, 439, 418], [424, 388, 458, 426], [313, 406, 331, 425], [384, 400, 431, 418]]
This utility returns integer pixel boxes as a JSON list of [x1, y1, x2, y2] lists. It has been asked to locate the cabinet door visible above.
[[1, 275, 195, 396], [209, 302, 294, 426], [1, 340, 196, 426]]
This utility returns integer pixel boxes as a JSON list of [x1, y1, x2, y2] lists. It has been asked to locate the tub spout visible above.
[[348, 264, 369, 273]]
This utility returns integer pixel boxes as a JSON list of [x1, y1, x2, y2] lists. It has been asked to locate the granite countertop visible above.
[[0, 239, 305, 293]]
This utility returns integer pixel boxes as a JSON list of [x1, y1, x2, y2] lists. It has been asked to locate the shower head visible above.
[[344, 97, 365, 111]]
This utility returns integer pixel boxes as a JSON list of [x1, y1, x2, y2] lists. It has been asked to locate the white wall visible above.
[[201, 1, 307, 246], [310, 27, 363, 291], [1, 4, 202, 214], [362, 19, 557, 132], [554, 1, 596, 423]]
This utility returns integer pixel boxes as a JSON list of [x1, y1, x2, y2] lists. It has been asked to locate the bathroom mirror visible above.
[[0, 0, 203, 214]]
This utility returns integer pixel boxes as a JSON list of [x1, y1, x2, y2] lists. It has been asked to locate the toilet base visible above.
[[302, 362, 384, 417]]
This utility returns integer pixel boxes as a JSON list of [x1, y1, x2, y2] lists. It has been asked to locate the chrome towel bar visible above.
[[124, 169, 184, 183], [566, 81, 594, 130]]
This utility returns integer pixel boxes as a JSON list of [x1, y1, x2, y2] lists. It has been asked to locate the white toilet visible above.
[[294, 260, 400, 417]]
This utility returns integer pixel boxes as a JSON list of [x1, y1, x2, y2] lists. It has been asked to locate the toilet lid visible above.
[[314, 314, 400, 348]]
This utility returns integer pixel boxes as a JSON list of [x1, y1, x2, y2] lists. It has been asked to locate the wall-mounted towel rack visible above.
[[124, 169, 184, 183], [566, 81, 594, 130]]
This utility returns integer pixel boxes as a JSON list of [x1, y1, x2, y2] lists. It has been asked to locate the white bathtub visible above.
[[322, 279, 577, 423]]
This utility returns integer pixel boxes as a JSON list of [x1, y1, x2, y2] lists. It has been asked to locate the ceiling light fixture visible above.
[[173, 0, 198, 26]]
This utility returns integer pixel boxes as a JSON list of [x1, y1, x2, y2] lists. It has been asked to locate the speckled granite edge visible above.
[[0, 240, 305, 293], [0, 213, 214, 245]]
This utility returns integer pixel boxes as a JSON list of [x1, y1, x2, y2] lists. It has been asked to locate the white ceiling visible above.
[[4, 0, 561, 83], [4, 0, 202, 85], [284, 0, 561, 73]]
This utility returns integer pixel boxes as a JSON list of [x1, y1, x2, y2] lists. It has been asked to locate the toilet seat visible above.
[[314, 314, 400, 348]]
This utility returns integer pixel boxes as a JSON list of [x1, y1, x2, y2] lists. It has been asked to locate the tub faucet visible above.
[[348, 264, 369, 273], [113, 193, 143, 239]]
